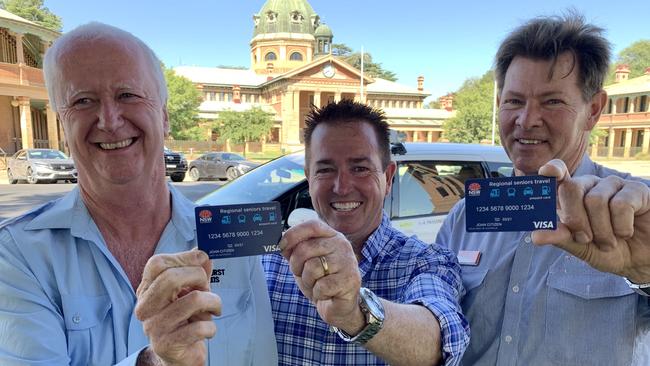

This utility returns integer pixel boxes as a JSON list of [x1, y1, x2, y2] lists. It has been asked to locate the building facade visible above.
[[591, 65, 650, 158], [175, 0, 452, 151], [0, 10, 60, 156]]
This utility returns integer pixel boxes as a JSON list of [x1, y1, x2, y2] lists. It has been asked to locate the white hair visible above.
[[43, 22, 168, 111]]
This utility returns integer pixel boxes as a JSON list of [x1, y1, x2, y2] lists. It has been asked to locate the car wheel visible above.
[[7, 169, 17, 184], [171, 172, 185, 182], [26, 168, 39, 184], [70, 179, 78, 184], [226, 167, 240, 181], [189, 167, 201, 181]]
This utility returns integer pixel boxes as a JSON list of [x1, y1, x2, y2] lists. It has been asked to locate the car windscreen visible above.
[[198, 152, 306, 205], [28, 150, 67, 159]]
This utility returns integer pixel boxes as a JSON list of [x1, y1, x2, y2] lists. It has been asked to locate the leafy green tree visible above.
[[164, 67, 203, 140], [426, 100, 441, 109], [215, 107, 274, 145], [331, 43, 397, 81], [443, 70, 498, 143], [606, 39, 650, 84], [0, 0, 61, 31]]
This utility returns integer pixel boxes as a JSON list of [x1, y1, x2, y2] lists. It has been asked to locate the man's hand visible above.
[[279, 219, 365, 333], [135, 250, 221, 366], [533, 159, 650, 283]]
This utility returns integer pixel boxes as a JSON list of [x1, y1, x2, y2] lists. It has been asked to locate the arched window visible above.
[[289, 52, 303, 61], [265, 52, 277, 61]]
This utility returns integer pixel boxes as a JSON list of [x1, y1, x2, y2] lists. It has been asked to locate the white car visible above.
[[199, 142, 512, 243]]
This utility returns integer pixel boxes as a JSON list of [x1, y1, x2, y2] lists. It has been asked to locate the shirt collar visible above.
[[572, 154, 597, 177], [23, 183, 196, 242]]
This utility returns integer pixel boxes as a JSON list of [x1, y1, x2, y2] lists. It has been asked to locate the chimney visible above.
[[615, 64, 630, 83], [266, 62, 274, 81], [417, 76, 424, 91], [233, 85, 241, 104], [645, 67, 650, 75]]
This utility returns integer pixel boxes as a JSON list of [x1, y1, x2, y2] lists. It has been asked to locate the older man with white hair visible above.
[[0, 23, 277, 365]]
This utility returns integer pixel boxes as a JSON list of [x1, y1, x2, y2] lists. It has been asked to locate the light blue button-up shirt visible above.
[[0, 185, 277, 365], [436, 155, 650, 366]]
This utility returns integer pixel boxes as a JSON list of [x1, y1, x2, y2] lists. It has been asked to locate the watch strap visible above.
[[624, 277, 650, 297], [332, 288, 384, 344]]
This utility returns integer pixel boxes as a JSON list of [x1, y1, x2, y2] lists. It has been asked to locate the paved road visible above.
[[0, 180, 225, 222]]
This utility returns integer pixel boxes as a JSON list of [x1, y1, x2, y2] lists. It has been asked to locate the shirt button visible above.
[[512, 285, 520, 293], [524, 236, 532, 243], [72, 314, 81, 324], [505, 335, 513, 343]]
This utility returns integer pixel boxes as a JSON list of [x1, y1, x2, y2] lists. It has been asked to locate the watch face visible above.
[[360, 287, 385, 318], [322, 63, 336, 78]]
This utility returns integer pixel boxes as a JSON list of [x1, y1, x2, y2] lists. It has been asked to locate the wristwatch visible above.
[[624, 278, 650, 297], [332, 287, 385, 344]]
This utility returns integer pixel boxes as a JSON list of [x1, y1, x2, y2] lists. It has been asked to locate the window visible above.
[[396, 161, 484, 217], [265, 52, 277, 61], [290, 52, 303, 61]]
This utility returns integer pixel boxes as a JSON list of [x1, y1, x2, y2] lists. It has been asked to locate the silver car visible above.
[[7, 149, 77, 184], [199, 142, 513, 244]]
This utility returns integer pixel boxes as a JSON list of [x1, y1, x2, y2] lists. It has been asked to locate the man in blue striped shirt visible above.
[[263, 100, 469, 365]]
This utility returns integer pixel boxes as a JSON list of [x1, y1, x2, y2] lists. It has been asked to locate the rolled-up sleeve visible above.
[[403, 240, 470, 366]]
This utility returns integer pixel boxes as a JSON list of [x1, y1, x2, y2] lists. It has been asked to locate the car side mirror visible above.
[[287, 208, 319, 227]]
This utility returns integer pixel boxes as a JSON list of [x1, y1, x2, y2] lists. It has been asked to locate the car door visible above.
[[205, 153, 221, 178], [13, 150, 28, 178], [388, 160, 486, 244]]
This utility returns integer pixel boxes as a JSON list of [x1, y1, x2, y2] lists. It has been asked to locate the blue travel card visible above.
[[195, 202, 283, 259], [465, 176, 557, 232]]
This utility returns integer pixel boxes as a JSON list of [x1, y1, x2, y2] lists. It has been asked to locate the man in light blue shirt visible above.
[[0, 22, 277, 365], [436, 13, 650, 365]]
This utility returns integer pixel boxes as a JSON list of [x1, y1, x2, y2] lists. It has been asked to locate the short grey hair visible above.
[[43, 22, 168, 110], [495, 12, 611, 101]]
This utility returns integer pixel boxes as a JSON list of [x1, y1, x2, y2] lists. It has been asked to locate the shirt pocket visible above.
[[545, 260, 636, 365], [208, 288, 254, 366], [61, 294, 111, 365]]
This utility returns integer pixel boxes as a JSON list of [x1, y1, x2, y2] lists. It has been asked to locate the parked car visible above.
[[7, 149, 77, 184], [198, 142, 513, 243], [188, 152, 259, 181], [164, 146, 188, 182]]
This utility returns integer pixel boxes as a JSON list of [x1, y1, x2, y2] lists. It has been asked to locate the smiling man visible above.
[[263, 100, 469, 366], [0, 23, 277, 365], [436, 13, 650, 365]]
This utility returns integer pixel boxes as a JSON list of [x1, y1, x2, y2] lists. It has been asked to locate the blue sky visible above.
[[46, 1, 648, 100]]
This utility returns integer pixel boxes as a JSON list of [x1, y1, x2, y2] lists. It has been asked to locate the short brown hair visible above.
[[304, 99, 391, 169], [495, 12, 611, 101]]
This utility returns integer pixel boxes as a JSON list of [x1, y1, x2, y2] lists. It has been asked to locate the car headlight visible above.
[[238, 164, 251, 173]]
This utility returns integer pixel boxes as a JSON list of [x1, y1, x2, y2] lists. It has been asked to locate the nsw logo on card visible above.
[[198, 209, 213, 224]]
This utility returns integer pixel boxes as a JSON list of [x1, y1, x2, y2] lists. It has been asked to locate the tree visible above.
[[331, 43, 397, 81], [214, 107, 274, 146], [443, 70, 498, 144], [426, 100, 441, 109], [164, 67, 203, 140], [0, 0, 62, 31], [606, 39, 650, 84]]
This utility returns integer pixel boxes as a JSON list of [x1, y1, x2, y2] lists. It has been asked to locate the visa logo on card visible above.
[[465, 176, 557, 232], [195, 202, 283, 259]]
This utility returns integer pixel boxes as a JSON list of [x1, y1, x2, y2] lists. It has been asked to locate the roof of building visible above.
[[314, 23, 333, 37], [253, 0, 319, 37], [174, 66, 267, 87], [367, 78, 429, 96], [605, 73, 650, 97], [0, 9, 59, 41]]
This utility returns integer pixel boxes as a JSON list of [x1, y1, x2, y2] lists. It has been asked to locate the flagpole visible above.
[[360, 46, 364, 103], [491, 78, 497, 145]]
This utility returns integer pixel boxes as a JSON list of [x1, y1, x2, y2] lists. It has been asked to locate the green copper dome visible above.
[[253, 0, 320, 36], [314, 23, 333, 37]]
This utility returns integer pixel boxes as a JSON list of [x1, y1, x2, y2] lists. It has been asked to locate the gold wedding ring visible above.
[[319, 256, 330, 276]]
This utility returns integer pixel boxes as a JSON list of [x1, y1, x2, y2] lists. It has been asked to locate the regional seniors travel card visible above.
[[465, 176, 557, 232], [195, 202, 283, 259]]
